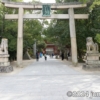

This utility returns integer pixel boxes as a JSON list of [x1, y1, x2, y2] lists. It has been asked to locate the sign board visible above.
[[42, 5, 51, 16]]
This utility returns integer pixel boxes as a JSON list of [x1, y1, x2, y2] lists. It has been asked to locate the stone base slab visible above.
[[86, 61, 100, 65], [86, 51, 99, 54], [0, 54, 9, 57], [0, 66, 13, 73], [83, 64, 100, 71], [85, 53, 100, 61], [0, 62, 10, 66]]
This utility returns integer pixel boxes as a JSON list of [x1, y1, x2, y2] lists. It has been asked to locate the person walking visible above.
[[61, 52, 64, 60], [52, 53, 54, 58], [44, 53, 47, 61], [36, 51, 39, 61]]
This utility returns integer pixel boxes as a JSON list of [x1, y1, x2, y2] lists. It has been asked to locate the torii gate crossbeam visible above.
[[2, 1, 88, 66], [5, 14, 88, 19]]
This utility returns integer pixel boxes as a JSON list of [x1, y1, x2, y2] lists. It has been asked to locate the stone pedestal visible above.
[[0, 54, 13, 73], [83, 53, 100, 70]]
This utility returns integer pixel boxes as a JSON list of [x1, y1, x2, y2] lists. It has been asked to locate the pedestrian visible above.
[[52, 53, 54, 58], [39, 52, 42, 58], [36, 51, 39, 61], [61, 52, 64, 60], [44, 53, 47, 61], [68, 52, 70, 57]]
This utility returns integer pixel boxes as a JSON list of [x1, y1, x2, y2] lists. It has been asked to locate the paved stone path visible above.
[[0, 56, 100, 100]]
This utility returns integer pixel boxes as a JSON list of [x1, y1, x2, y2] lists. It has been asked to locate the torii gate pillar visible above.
[[69, 8, 78, 65], [17, 7, 23, 67]]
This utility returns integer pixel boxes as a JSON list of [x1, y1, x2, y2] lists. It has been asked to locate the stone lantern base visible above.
[[0, 54, 13, 73], [0, 66, 13, 73], [83, 53, 100, 71]]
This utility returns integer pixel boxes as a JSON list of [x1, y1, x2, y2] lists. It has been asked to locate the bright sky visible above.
[[24, 0, 55, 3]]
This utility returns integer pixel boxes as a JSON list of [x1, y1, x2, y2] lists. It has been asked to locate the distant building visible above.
[[43, 42, 71, 56], [44, 42, 59, 55]]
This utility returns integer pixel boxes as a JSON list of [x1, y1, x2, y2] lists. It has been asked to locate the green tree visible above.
[[0, 0, 44, 60], [92, 5, 100, 46], [43, 0, 96, 61], [37, 41, 46, 52], [0, 0, 19, 60]]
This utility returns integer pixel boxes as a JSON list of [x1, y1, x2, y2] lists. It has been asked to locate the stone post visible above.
[[68, 8, 78, 65], [17, 7, 23, 67]]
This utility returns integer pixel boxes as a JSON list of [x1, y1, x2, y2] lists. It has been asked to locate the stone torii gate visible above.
[[2, 1, 88, 66]]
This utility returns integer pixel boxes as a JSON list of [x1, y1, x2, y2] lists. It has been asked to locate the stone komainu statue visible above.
[[0, 38, 13, 73], [86, 37, 98, 53], [0, 38, 8, 54]]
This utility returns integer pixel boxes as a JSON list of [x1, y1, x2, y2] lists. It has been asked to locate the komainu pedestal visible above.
[[83, 37, 100, 70], [0, 38, 13, 73]]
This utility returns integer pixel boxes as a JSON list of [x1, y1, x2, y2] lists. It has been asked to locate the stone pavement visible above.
[[0, 56, 100, 100]]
